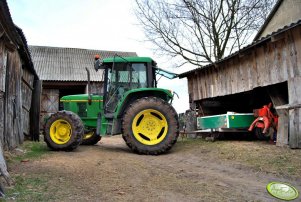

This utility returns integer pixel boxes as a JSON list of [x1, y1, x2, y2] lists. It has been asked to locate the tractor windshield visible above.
[[105, 62, 148, 113]]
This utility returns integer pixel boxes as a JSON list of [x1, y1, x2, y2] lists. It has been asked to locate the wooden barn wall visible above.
[[288, 76, 301, 148], [0, 40, 36, 149], [186, 25, 301, 148], [21, 68, 34, 136], [0, 42, 6, 146], [3, 49, 23, 149], [88, 82, 103, 95], [40, 89, 59, 128], [187, 26, 301, 101]]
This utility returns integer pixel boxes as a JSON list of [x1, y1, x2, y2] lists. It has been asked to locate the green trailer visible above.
[[197, 112, 255, 132]]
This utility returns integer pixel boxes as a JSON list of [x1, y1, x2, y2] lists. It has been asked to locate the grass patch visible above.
[[177, 137, 301, 179], [2, 141, 53, 201], [7, 141, 49, 163], [3, 175, 52, 201]]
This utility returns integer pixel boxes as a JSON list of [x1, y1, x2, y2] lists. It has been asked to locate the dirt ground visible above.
[[5, 136, 301, 201]]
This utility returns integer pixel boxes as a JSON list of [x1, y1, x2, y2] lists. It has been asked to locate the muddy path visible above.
[[9, 136, 301, 201]]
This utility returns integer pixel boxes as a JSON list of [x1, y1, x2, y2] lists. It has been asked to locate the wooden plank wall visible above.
[[187, 26, 301, 101], [40, 89, 59, 129], [4, 50, 23, 149], [89, 82, 103, 95], [21, 68, 34, 137], [288, 77, 301, 148], [0, 40, 37, 149], [0, 42, 5, 145]]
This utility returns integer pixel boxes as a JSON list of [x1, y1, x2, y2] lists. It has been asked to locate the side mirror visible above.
[[94, 54, 104, 71]]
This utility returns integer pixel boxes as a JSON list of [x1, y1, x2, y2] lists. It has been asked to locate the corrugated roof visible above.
[[179, 19, 301, 78], [30, 46, 137, 82]]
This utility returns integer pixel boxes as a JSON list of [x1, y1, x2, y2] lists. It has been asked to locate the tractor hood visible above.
[[60, 94, 103, 102]]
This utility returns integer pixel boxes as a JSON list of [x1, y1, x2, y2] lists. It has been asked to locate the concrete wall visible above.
[[259, 0, 301, 38]]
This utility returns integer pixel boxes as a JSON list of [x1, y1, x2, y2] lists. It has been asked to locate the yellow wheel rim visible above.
[[83, 131, 94, 140], [132, 109, 168, 145], [50, 119, 72, 144]]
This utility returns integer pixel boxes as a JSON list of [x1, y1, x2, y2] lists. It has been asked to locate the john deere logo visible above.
[[267, 182, 299, 200]]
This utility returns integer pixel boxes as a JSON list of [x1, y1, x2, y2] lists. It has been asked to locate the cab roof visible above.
[[102, 56, 154, 63]]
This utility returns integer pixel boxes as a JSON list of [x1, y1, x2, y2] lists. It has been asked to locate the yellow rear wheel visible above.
[[122, 97, 179, 155], [132, 109, 168, 145]]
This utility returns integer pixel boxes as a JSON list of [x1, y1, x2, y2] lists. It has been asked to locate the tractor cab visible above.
[[94, 55, 177, 116]]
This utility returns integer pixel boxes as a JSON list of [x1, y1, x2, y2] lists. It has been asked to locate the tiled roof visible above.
[[30, 46, 137, 82], [179, 19, 301, 78]]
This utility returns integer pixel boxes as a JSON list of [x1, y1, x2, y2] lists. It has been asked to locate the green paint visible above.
[[197, 113, 254, 129], [58, 56, 176, 136], [103, 56, 154, 63], [114, 88, 173, 118]]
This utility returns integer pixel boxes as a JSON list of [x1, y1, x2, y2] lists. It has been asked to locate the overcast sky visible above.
[[7, 0, 192, 113]]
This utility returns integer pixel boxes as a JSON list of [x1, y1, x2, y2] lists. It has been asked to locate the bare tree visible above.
[[135, 0, 276, 66]]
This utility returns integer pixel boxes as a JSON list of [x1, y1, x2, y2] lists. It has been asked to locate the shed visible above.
[[29, 46, 137, 126], [0, 0, 40, 149], [179, 19, 301, 148]]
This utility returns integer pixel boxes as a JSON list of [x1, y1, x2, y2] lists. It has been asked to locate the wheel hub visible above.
[[50, 119, 72, 144], [132, 109, 168, 145]]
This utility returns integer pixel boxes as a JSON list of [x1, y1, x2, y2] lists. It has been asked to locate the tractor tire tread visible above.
[[44, 110, 84, 151], [122, 97, 179, 155]]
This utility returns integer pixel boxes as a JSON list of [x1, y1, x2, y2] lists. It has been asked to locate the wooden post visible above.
[[289, 108, 301, 148], [0, 141, 13, 186], [276, 109, 289, 146], [288, 77, 301, 148], [268, 84, 289, 146], [30, 79, 42, 141]]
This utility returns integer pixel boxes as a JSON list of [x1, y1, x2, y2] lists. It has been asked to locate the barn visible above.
[[179, 0, 301, 148], [29, 46, 137, 125], [0, 0, 40, 149]]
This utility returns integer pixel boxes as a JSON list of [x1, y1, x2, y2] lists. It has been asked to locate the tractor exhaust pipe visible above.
[[96, 112, 102, 136], [85, 67, 92, 105]]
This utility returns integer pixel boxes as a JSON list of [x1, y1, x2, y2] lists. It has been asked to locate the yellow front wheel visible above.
[[44, 111, 84, 151], [122, 97, 179, 155], [50, 119, 72, 144]]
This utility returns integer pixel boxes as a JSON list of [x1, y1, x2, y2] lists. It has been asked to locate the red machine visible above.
[[248, 103, 278, 140]]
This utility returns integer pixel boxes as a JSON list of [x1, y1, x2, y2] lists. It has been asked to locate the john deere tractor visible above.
[[44, 55, 179, 155]]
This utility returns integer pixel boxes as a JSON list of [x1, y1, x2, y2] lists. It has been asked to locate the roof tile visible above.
[[30, 46, 137, 81]]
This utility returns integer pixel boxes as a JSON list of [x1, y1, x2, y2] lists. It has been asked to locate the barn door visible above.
[[40, 89, 59, 128]]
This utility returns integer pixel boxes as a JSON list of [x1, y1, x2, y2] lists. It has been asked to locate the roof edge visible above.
[[179, 19, 301, 78], [253, 0, 283, 41]]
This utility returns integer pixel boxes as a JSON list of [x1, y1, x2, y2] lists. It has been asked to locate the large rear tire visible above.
[[122, 97, 179, 155], [44, 111, 84, 151], [81, 130, 101, 145]]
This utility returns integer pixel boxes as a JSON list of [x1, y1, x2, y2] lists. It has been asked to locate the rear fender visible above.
[[115, 88, 173, 118]]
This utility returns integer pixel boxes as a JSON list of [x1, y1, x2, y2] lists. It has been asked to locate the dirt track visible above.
[[9, 136, 301, 201]]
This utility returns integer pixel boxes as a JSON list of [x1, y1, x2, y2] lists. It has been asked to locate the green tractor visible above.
[[43, 55, 179, 155]]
